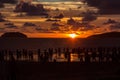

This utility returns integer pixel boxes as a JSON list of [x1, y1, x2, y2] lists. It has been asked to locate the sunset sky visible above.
[[0, 0, 120, 38]]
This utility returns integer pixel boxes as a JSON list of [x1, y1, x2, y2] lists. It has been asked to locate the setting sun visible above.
[[69, 33, 77, 38]]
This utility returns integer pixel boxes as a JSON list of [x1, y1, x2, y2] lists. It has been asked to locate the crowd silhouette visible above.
[[0, 47, 120, 63]]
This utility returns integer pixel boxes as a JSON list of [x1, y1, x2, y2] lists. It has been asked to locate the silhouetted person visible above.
[[22, 49, 28, 60], [54, 48, 58, 60], [9, 51, 15, 61], [53, 58, 57, 62], [63, 48, 67, 59], [105, 49, 111, 62], [37, 49, 41, 62], [112, 48, 119, 62], [48, 48, 53, 61], [109, 48, 113, 62], [0, 50, 4, 61], [55, 48, 57, 53], [6, 50, 16, 80], [117, 48, 120, 62], [98, 48, 103, 62], [72, 48, 76, 54], [4, 50, 8, 61], [91, 50, 97, 62], [1, 50, 7, 61], [40, 54, 44, 62], [78, 48, 84, 62], [43, 49, 49, 62], [58, 48, 61, 57], [85, 50, 90, 63], [28, 51, 33, 61], [66, 48, 70, 62], [16, 49, 21, 60]]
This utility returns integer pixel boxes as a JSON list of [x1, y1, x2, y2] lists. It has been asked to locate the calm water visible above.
[[1, 38, 120, 62]]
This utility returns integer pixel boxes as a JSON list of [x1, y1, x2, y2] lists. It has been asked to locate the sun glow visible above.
[[69, 33, 77, 38]]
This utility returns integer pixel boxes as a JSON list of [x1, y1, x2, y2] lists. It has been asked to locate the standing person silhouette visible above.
[[37, 49, 41, 62], [16, 49, 21, 60], [48, 48, 53, 61], [0, 50, 4, 61], [85, 49, 90, 63], [8, 50, 16, 80], [28, 50, 33, 61], [66, 48, 70, 62], [44, 49, 49, 62]]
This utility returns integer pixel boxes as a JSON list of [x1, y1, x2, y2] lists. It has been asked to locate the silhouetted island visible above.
[[1, 32, 27, 38], [87, 32, 120, 38]]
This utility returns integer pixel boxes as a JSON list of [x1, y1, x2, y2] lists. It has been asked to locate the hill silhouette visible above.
[[1, 32, 27, 38], [88, 32, 120, 38]]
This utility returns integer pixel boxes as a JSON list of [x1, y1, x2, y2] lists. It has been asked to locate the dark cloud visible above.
[[4, 22, 17, 29], [0, 28, 4, 32], [35, 27, 53, 33], [23, 22, 36, 27], [6, 25, 17, 28], [110, 23, 120, 30], [50, 26, 60, 31], [14, 1, 47, 16], [35, 27, 43, 31], [82, 10, 97, 22], [85, 0, 120, 14], [0, 0, 17, 3], [103, 19, 118, 25]]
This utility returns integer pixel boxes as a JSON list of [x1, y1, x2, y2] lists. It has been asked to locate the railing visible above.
[[0, 47, 120, 62]]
